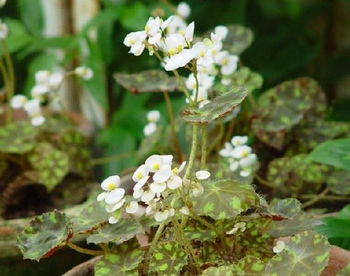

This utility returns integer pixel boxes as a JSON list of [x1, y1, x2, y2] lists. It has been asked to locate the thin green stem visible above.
[[185, 124, 199, 179], [248, 93, 257, 110], [208, 123, 224, 155], [172, 69, 192, 102], [301, 188, 331, 208], [145, 222, 166, 273], [193, 69, 200, 104], [200, 126, 207, 169], [163, 91, 183, 162], [67, 242, 104, 256], [255, 174, 275, 189]]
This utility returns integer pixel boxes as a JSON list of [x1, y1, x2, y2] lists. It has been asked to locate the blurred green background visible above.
[[1, 0, 350, 178]]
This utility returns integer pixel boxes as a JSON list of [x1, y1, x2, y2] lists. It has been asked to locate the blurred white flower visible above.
[[31, 115, 45, 126], [125, 201, 139, 214], [143, 122, 157, 136], [167, 175, 182, 189], [177, 2, 191, 18], [179, 206, 190, 215], [10, 95, 28, 109], [108, 216, 119, 224], [147, 110, 160, 123], [273, 241, 286, 253], [154, 209, 169, 222], [123, 31, 147, 56], [150, 181, 167, 193], [232, 145, 252, 159], [231, 136, 248, 147], [75, 66, 93, 80], [195, 170, 211, 180], [0, 0, 7, 7], [214, 25, 228, 40], [0, 20, 8, 40]]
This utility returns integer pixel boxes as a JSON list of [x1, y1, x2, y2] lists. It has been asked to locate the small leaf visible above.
[[309, 138, 350, 171], [192, 179, 260, 219], [94, 239, 143, 276], [17, 211, 72, 261], [149, 241, 188, 275], [222, 25, 254, 55], [0, 121, 38, 153], [268, 198, 302, 219], [87, 218, 143, 244], [201, 265, 235, 276], [115, 70, 178, 93], [233, 255, 266, 274], [28, 143, 69, 191], [326, 169, 350, 195], [181, 87, 247, 124], [184, 221, 217, 242], [263, 231, 330, 276]]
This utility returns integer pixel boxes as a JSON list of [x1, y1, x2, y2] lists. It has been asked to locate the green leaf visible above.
[[80, 8, 119, 36], [18, 0, 44, 36], [181, 87, 248, 124], [87, 218, 143, 244], [326, 169, 350, 195], [2, 18, 32, 54], [29, 143, 69, 191], [0, 121, 38, 153], [222, 25, 254, 55], [201, 265, 235, 276], [192, 179, 260, 219], [119, 2, 149, 31], [149, 241, 188, 275], [268, 198, 302, 219], [253, 78, 326, 149], [184, 221, 217, 242], [309, 138, 350, 171], [232, 255, 266, 274], [115, 70, 178, 93], [17, 211, 72, 261], [94, 239, 143, 276], [69, 201, 110, 234], [263, 231, 330, 276]]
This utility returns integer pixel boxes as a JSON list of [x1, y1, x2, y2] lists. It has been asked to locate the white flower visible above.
[[108, 216, 119, 224], [239, 153, 257, 168], [145, 154, 172, 172], [219, 142, 233, 157], [177, 2, 191, 18], [145, 17, 162, 37], [97, 192, 107, 202], [167, 175, 182, 189], [133, 165, 149, 182], [11, 95, 28, 109], [153, 164, 172, 183], [192, 183, 204, 197], [124, 31, 147, 56], [166, 16, 187, 35], [240, 168, 252, 177], [24, 99, 41, 115], [48, 72, 64, 89], [0, 0, 7, 7], [154, 210, 169, 222], [195, 170, 211, 180], [191, 41, 208, 60], [75, 66, 93, 80], [105, 188, 125, 205], [150, 181, 167, 193], [134, 176, 149, 191], [161, 16, 174, 31], [101, 175, 121, 191], [179, 206, 190, 215], [184, 22, 194, 43], [164, 33, 186, 56], [143, 123, 157, 136], [105, 198, 125, 212], [229, 161, 239, 172], [31, 84, 50, 98], [178, 161, 187, 173], [141, 190, 155, 203], [35, 71, 51, 84], [231, 136, 248, 147], [126, 201, 139, 214], [221, 78, 231, 85], [0, 20, 8, 40], [31, 115, 45, 126], [214, 26, 228, 40], [133, 188, 144, 199], [147, 110, 160, 123], [216, 52, 238, 75], [232, 145, 252, 159], [273, 241, 286, 253]]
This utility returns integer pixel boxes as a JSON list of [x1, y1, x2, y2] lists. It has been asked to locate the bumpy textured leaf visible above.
[[28, 142, 69, 191], [267, 213, 321, 238], [17, 211, 72, 261], [309, 138, 350, 171], [199, 242, 222, 265], [70, 201, 110, 234], [0, 121, 37, 153], [181, 87, 247, 124], [192, 179, 259, 219], [227, 66, 263, 93], [201, 265, 235, 276], [87, 218, 143, 244], [263, 231, 330, 276], [327, 169, 350, 195], [267, 154, 328, 194], [222, 25, 254, 55], [253, 78, 326, 149], [232, 255, 266, 274], [149, 241, 188, 275], [268, 198, 302, 219], [115, 70, 178, 93], [94, 239, 143, 276], [184, 221, 217, 241]]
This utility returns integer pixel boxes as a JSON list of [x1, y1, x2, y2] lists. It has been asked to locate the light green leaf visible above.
[[192, 179, 259, 219], [2, 18, 32, 54], [181, 87, 247, 124], [201, 265, 235, 276], [222, 25, 254, 55], [268, 198, 302, 219], [17, 211, 72, 261], [263, 231, 330, 276], [184, 221, 217, 242]]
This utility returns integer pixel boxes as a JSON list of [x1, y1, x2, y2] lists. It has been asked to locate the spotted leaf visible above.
[[115, 70, 178, 93], [184, 221, 217, 242], [181, 87, 247, 124], [87, 218, 143, 244], [232, 255, 266, 274], [149, 241, 188, 275], [0, 121, 38, 153], [17, 211, 72, 261], [222, 25, 254, 55], [28, 142, 69, 191], [192, 179, 260, 219], [263, 231, 330, 276], [201, 265, 235, 276], [94, 239, 143, 276], [268, 198, 302, 219]]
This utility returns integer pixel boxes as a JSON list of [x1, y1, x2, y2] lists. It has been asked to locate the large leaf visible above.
[[181, 87, 248, 124], [87, 218, 143, 244], [192, 179, 259, 219], [115, 70, 178, 93], [232, 255, 266, 274], [94, 239, 143, 276], [184, 221, 217, 242], [263, 231, 330, 276], [222, 25, 254, 55], [2, 18, 32, 54], [149, 241, 188, 275], [252, 78, 326, 149], [268, 198, 302, 219], [28, 143, 69, 191], [0, 121, 38, 154], [69, 201, 110, 234], [309, 138, 350, 171], [17, 211, 72, 261]]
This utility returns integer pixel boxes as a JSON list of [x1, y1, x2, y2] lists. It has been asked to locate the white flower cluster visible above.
[[0, 1, 7, 39], [143, 110, 160, 136], [219, 136, 257, 177], [123, 2, 239, 106], [10, 66, 93, 126]]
